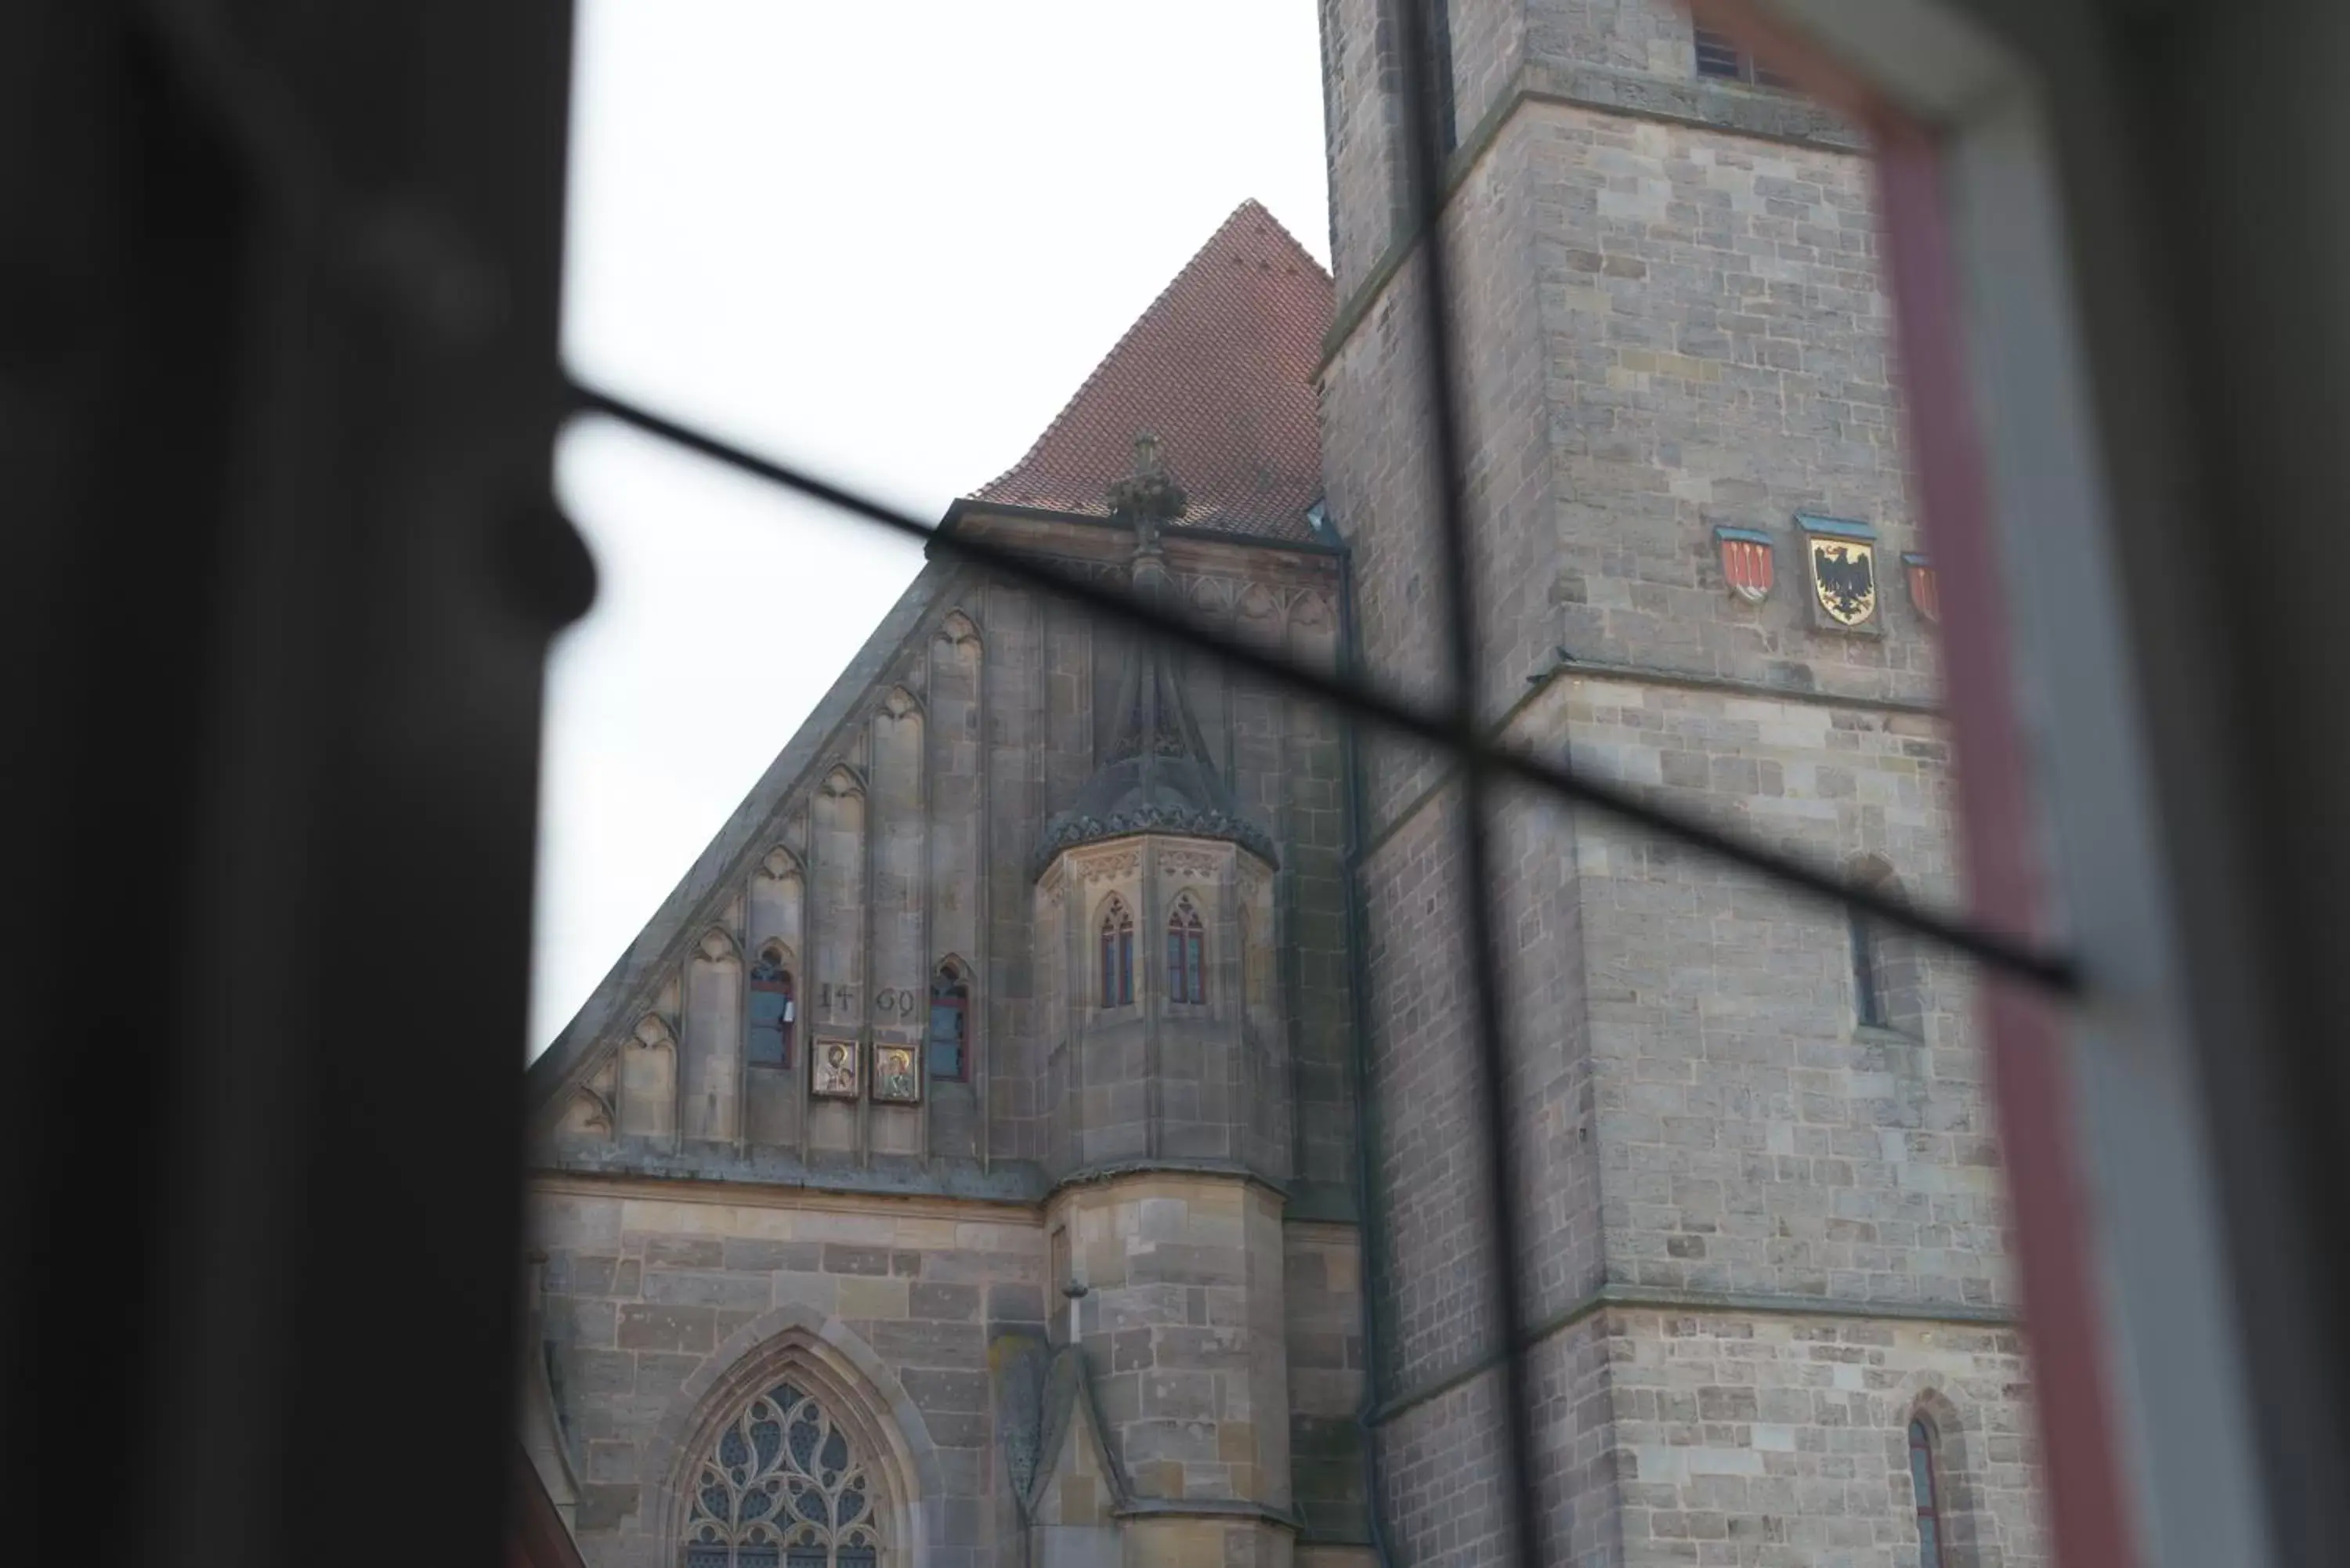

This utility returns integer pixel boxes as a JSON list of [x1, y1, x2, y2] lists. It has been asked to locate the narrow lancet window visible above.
[[928, 960, 969, 1080], [749, 947, 796, 1068], [1099, 897, 1134, 1008], [1167, 894, 1206, 1004]]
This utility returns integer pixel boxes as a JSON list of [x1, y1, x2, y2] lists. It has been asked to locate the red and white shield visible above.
[[1903, 552, 1940, 623], [1714, 527, 1774, 604]]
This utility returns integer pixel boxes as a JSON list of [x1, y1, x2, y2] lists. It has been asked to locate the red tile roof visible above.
[[972, 201, 1333, 542]]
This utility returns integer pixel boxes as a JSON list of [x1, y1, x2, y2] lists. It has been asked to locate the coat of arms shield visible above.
[[1713, 526, 1774, 604], [1903, 552, 1940, 624], [1796, 515, 1880, 632]]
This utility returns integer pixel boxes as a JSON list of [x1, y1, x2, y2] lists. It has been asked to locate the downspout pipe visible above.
[[1325, 508, 1396, 1568]]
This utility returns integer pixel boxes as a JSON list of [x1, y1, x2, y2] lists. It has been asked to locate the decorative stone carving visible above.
[[759, 845, 802, 882], [1237, 583, 1282, 622], [1065, 844, 1142, 885], [1156, 843, 1229, 881], [572, 1082, 614, 1133], [1187, 576, 1235, 617], [935, 609, 981, 649], [1035, 806, 1275, 880]]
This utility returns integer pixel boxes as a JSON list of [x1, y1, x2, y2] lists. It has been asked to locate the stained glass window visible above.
[[749, 948, 796, 1068], [1098, 897, 1133, 1008], [685, 1381, 880, 1568], [1909, 1416, 1947, 1568], [927, 961, 968, 1080], [1166, 895, 1206, 1005]]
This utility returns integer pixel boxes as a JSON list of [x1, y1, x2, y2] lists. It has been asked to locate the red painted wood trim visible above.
[[1687, 7, 2141, 1567], [510, 1445, 588, 1568]]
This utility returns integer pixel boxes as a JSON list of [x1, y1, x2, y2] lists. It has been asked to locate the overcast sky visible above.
[[533, 1, 1333, 1054]]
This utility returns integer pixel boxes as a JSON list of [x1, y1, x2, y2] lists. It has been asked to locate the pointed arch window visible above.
[[928, 960, 969, 1080], [685, 1379, 880, 1568], [749, 948, 797, 1068], [1908, 1414, 1949, 1568], [1166, 894, 1206, 1005], [1098, 897, 1134, 1009]]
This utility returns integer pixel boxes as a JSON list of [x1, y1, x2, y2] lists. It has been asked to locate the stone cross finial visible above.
[[1105, 429, 1187, 550]]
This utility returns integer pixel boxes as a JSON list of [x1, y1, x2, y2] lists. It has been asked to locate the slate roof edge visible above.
[[524, 558, 956, 1116]]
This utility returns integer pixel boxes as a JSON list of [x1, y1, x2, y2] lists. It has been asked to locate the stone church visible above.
[[523, 5, 2045, 1567]]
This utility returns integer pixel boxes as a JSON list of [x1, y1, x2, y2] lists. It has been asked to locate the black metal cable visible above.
[[566, 381, 2079, 997], [1388, 4, 1547, 1564]]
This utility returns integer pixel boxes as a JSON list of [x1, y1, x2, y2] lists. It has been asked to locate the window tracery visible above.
[[684, 1381, 879, 1568], [1098, 896, 1134, 1008], [1166, 894, 1206, 1005]]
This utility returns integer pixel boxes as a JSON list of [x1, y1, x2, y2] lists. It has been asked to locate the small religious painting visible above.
[[810, 1035, 861, 1100], [871, 1042, 920, 1105], [1713, 526, 1775, 604], [1903, 552, 1940, 624], [1797, 514, 1880, 633]]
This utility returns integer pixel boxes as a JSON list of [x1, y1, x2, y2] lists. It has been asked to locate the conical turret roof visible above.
[[1032, 447, 1278, 878]]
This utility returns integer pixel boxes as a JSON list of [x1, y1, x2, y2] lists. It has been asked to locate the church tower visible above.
[[1317, 5, 2047, 1566]]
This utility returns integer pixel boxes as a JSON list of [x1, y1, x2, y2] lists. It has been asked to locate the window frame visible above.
[[1097, 895, 1135, 1010], [1908, 1414, 1949, 1568], [927, 959, 970, 1082], [1166, 894, 1207, 1006], [1691, 23, 1797, 89], [747, 946, 797, 1070]]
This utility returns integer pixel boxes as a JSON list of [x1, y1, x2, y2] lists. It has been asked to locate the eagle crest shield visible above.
[[1796, 515, 1881, 632]]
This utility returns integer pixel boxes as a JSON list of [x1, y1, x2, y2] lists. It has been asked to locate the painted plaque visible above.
[[871, 1042, 920, 1105], [810, 1034, 861, 1101]]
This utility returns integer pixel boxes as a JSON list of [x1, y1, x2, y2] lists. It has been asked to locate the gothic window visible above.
[[1852, 905, 1889, 1028], [749, 948, 797, 1068], [927, 960, 969, 1080], [1166, 894, 1206, 1005], [1098, 897, 1134, 1009], [684, 1381, 879, 1568], [1908, 1415, 1949, 1568], [1693, 23, 1796, 89], [1847, 855, 1914, 1032]]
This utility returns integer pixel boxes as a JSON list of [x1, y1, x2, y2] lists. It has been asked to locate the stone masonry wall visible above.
[[530, 1184, 1047, 1568], [1319, 4, 2039, 1566], [1607, 1310, 2044, 1568]]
